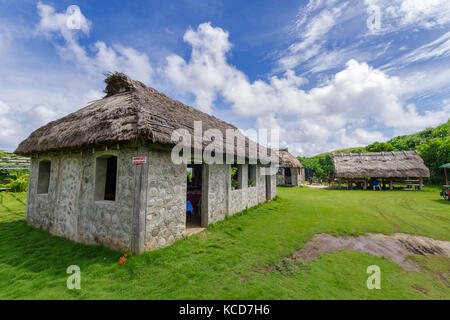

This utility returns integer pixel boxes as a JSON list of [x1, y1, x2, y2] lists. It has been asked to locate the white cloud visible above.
[[364, 0, 450, 31], [3, 3, 449, 157], [93, 41, 153, 83], [276, 0, 450, 74], [396, 0, 450, 28], [0, 101, 10, 116], [335, 128, 387, 147], [36, 2, 91, 36], [0, 100, 59, 151], [164, 23, 235, 113], [278, 1, 349, 70], [384, 32, 450, 70], [165, 23, 449, 155], [0, 3, 154, 151], [36, 2, 153, 83]]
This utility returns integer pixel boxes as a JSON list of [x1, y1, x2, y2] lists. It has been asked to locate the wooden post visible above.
[[339, 179, 341, 189], [201, 164, 210, 228], [363, 180, 367, 190], [131, 148, 149, 255], [132, 163, 143, 255], [226, 164, 231, 216], [419, 178, 423, 190], [390, 180, 393, 190]]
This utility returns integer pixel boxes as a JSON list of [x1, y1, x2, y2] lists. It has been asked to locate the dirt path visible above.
[[289, 233, 450, 271], [303, 184, 330, 189]]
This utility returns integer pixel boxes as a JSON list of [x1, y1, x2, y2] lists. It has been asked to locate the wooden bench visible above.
[[389, 180, 423, 190]]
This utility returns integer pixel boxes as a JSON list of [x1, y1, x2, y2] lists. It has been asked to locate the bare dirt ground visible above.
[[288, 233, 450, 271], [303, 184, 330, 189]]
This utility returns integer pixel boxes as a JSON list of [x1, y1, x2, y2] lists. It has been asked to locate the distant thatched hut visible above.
[[276, 148, 304, 186], [15, 73, 277, 254], [332, 151, 430, 190]]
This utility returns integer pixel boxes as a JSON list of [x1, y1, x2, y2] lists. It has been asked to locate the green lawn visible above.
[[0, 187, 449, 299]]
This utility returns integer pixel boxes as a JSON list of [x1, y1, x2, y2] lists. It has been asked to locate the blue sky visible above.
[[0, 0, 449, 156]]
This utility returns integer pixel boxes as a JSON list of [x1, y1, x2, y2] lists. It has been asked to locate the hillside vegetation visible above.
[[0, 150, 30, 192], [299, 119, 450, 184]]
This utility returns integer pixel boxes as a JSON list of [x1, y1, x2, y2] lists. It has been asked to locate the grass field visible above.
[[0, 187, 449, 299]]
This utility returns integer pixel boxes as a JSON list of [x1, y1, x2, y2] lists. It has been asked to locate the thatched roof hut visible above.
[[16, 72, 278, 254], [15, 72, 269, 160], [332, 151, 430, 179], [278, 148, 303, 168], [276, 148, 304, 186]]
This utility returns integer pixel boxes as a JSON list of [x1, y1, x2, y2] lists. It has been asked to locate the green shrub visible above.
[[8, 170, 29, 192]]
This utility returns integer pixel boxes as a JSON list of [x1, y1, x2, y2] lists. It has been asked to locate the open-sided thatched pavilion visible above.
[[15, 73, 277, 254], [332, 151, 430, 190], [276, 148, 304, 186]]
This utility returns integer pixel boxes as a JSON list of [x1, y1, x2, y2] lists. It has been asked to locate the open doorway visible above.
[[95, 155, 117, 201], [186, 164, 203, 234], [284, 168, 292, 185]]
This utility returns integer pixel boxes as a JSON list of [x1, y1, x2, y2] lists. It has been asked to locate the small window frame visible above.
[[248, 164, 257, 187], [231, 164, 242, 190], [37, 160, 51, 194], [94, 154, 118, 202]]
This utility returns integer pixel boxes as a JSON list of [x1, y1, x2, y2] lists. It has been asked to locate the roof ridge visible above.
[[332, 150, 419, 157]]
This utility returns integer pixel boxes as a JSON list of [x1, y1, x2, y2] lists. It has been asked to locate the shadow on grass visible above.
[[0, 219, 119, 274], [0, 203, 13, 213], [431, 199, 450, 205], [9, 192, 26, 205], [322, 187, 432, 192]]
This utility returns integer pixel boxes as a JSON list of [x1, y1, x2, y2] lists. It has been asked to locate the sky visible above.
[[0, 0, 449, 156]]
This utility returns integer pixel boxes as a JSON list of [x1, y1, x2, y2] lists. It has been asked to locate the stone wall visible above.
[[203, 164, 229, 224], [276, 168, 285, 185], [276, 167, 302, 186], [291, 168, 298, 186], [229, 164, 270, 215], [26, 146, 278, 253], [144, 150, 186, 251], [230, 189, 243, 215], [26, 147, 138, 252], [293, 167, 303, 186], [256, 166, 267, 203], [229, 164, 247, 215], [247, 186, 259, 208], [270, 173, 277, 199]]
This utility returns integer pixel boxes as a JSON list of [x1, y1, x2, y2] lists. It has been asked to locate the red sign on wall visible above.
[[132, 156, 147, 164]]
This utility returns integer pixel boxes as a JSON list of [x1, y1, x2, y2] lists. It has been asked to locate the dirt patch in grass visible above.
[[269, 233, 450, 272], [411, 284, 427, 294]]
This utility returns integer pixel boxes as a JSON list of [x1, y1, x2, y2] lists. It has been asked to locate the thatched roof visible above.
[[332, 151, 430, 178], [278, 148, 303, 168], [15, 73, 271, 161]]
